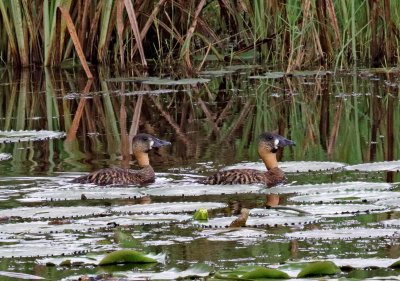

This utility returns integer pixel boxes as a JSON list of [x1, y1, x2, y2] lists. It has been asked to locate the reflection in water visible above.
[[0, 66, 400, 279], [0, 67, 398, 178]]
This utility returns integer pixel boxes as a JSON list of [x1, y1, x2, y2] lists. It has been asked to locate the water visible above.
[[0, 66, 399, 280]]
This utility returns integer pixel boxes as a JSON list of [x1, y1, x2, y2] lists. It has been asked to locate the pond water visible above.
[[0, 66, 399, 280]]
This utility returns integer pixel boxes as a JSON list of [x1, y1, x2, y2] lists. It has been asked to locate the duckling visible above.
[[71, 133, 171, 186], [199, 132, 295, 187]]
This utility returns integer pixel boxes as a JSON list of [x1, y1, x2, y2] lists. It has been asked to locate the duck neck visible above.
[[259, 149, 278, 170], [134, 151, 150, 168]]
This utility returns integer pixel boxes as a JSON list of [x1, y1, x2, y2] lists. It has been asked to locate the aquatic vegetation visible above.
[[266, 181, 392, 195], [345, 161, 400, 172], [0, 130, 65, 143], [112, 202, 226, 214], [0, 153, 11, 161], [224, 161, 346, 173], [99, 249, 157, 265], [297, 261, 340, 278], [286, 228, 400, 240], [289, 190, 398, 203], [193, 208, 209, 221]]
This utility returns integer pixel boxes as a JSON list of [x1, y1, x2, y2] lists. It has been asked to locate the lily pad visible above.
[[242, 266, 290, 279], [380, 219, 400, 228], [194, 214, 320, 228], [0, 206, 108, 220], [99, 249, 157, 265], [289, 190, 397, 203], [0, 153, 11, 161], [0, 130, 66, 143], [376, 197, 400, 208], [199, 228, 270, 243], [0, 234, 107, 258], [251, 204, 387, 217], [266, 181, 392, 195], [0, 271, 44, 280], [144, 183, 262, 197], [141, 78, 210, 85], [223, 161, 345, 173], [19, 187, 146, 202], [112, 202, 226, 214], [120, 89, 177, 96], [200, 70, 235, 77], [249, 72, 285, 79], [290, 70, 333, 76], [297, 261, 340, 278], [119, 264, 211, 280], [286, 228, 400, 240], [345, 161, 400, 172]]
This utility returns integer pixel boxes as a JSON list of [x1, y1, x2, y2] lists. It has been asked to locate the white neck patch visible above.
[[274, 139, 279, 149], [149, 140, 154, 148]]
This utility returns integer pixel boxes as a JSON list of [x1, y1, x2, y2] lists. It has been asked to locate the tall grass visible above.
[[0, 0, 399, 71]]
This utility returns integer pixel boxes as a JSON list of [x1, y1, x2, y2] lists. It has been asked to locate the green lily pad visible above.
[[144, 183, 262, 197], [224, 161, 345, 173], [99, 249, 157, 265], [389, 260, 400, 268], [345, 161, 400, 172], [249, 72, 285, 79], [290, 70, 333, 76], [141, 78, 210, 85], [194, 214, 320, 228], [19, 187, 146, 202], [200, 70, 235, 77], [0, 271, 44, 280], [381, 219, 400, 228], [0, 153, 11, 161], [376, 197, 400, 208], [297, 261, 340, 278], [112, 202, 226, 214], [193, 208, 209, 221], [121, 263, 211, 279], [251, 204, 387, 217], [267, 181, 392, 195], [286, 227, 400, 240], [0, 206, 108, 220], [241, 266, 290, 279], [0, 130, 65, 143], [289, 190, 397, 203]]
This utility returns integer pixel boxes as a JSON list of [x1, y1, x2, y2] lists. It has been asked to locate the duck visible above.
[[199, 132, 295, 187], [71, 133, 171, 186]]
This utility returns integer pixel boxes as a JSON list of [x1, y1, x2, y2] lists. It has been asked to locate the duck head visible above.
[[258, 132, 295, 169], [132, 133, 171, 167]]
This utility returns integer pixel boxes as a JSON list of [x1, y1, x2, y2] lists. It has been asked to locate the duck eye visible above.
[[267, 136, 273, 140]]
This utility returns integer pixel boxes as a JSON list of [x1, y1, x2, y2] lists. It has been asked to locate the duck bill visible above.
[[277, 136, 296, 147], [152, 137, 171, 148]]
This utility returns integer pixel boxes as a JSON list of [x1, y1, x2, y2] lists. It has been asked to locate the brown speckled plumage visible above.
[[199, 132, 295, 187], [71, 134, 170, 186]]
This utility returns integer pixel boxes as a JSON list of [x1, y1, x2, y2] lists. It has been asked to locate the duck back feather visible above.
[[199, 167, 285, 187], [71, 166, 155, 186]]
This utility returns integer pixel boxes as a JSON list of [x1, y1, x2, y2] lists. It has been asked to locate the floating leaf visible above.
[[290, 70, 333, 76], [389, 260, 400, 268], [200, 70, 235, 77], [112, 202, 226, 214], [345, 160, 400, 172], [0, 271, 44, 280], [144, 183, 262, 197], [251, 204, 387, 217], [19, 187, 146, 202], [241, 266, 290, 279], [99, 249, 157, 265], [141, 78, 210, 85], [249, 72, 285, 79], [194, 214, 320, 228], [120, 89, 177, 96], [122, 264, 211, 280], [376, 198, 400, 208], [267, 181, 392, 195], [223, 161, 345, 173], [297, 261, 340, 278], [193, 209, 209, 221], [289, 190, 396, 203], [0, 206, 108, 220], [0, 153, 11, 161], [286, 228, 400, 240], [0, 130, 66, 143], [381, 219, 400, 228]]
